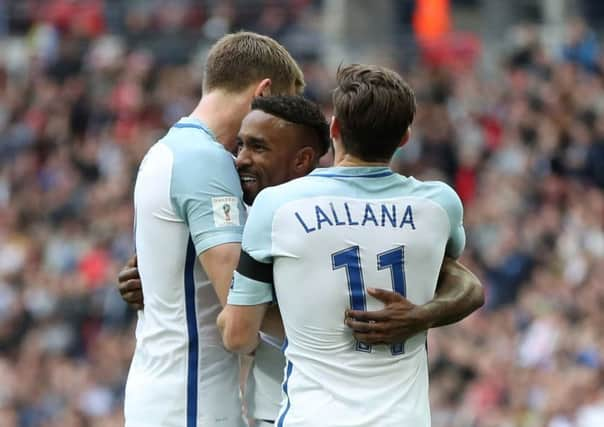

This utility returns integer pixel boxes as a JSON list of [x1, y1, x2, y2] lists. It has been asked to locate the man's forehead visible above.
[[240, 110, 295, 136]]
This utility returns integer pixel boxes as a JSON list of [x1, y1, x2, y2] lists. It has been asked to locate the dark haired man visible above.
[[219, 65, 470, 426], [234, 95, 330, 426], [237, 96, 330, 206]]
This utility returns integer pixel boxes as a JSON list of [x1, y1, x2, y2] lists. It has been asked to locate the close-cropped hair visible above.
[[203, 32, 305, 95], [332, 64, 416, 162], [251, 95, 330, 156]]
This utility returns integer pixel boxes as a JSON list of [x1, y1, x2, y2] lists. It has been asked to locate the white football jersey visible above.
[[228, 166, 465, 427], [125, 118, 246, 427]]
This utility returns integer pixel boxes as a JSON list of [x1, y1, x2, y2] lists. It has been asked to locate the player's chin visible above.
[[241, 182, 259, 205]]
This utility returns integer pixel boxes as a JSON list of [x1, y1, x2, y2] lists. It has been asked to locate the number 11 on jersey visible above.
[[332, 245, 406, 355]]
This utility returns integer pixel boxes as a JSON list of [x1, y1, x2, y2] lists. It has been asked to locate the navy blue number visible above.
[[332, 246, 370, 352], [332, 245, 406, 355], [377, 246, 406, 354]]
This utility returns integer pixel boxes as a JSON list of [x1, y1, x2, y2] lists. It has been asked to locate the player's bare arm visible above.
[[201, 243, 285, 339], [419, 258, 484, 327], [200, 243, 242, 306], [345, 257, 484, 345], [217, 245, 285, 352], [218, 303, 269, 354], [115, 246, 239, 309], [117, 255, 144, 310], [118, 246, 285, 338]]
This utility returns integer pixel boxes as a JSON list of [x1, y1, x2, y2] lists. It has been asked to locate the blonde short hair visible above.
[[203, 32, 305, 95]]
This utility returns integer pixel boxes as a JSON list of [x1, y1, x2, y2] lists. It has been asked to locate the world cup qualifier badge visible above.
[[222, 203, 231, 222], [212, 197, 240, 227]]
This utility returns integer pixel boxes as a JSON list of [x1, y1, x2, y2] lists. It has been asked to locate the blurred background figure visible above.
[[0, 1, 602, 426]]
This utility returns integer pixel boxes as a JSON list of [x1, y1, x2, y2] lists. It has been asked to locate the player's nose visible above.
[[235, 149, 252, 169]]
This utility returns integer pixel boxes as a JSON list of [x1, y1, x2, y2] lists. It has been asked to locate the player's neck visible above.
[[336, 154, 390, 168], [190, 90, 252, 150]]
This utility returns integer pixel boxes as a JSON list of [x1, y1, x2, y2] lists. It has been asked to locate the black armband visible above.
[[237, 250, 273, 284]]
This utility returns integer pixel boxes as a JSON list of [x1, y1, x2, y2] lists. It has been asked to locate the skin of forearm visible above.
[[420, 260, 484, 328], [230, 331, 260, 355], [237, 334, 261, 355], [217, 307, 261, 354]]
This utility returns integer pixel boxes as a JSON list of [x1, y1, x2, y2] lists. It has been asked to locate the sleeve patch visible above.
[[212, 197, 241, 227]]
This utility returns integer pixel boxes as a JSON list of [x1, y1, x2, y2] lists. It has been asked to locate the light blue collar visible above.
[[173, 117, 218, 141], [310, 166, 394, 178]]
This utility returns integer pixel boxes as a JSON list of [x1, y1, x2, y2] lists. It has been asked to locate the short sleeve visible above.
[[433, 183, 466, 259], [227, 271, 274, 305], [170, 145, 246, 255], [227, 188, 277, 306], [241, 187, 277, 263]]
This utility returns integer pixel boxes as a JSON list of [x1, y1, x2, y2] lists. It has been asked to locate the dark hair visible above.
[[332, 64, 416, 161], [204, 32, 305, 95], [251, 95, 330, 156]]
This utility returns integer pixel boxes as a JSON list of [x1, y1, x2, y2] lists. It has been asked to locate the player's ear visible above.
[[398, 129, 410, 148], [330, 117, 345, 164], [294, 146, 315, 176], [254, 79, 272, 97], [329, 116, 340, 141]]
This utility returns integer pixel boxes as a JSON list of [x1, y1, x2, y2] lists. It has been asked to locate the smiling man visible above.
[[235, 95, 330, 427], [236, 97, 329, 206]]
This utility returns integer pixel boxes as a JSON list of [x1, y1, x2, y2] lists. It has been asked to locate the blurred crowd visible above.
[[0, 1, 602, 427], [396, 19, 604, 427]]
